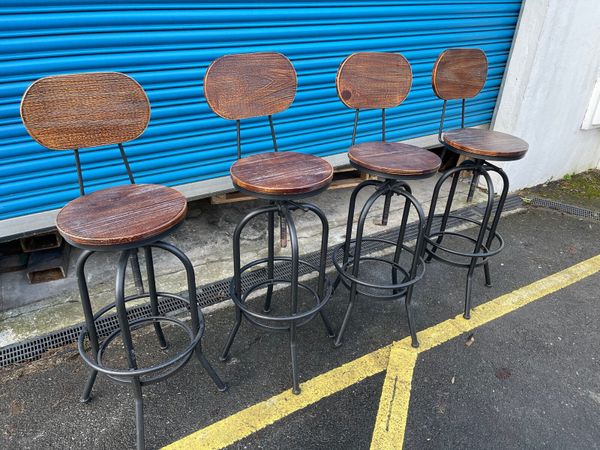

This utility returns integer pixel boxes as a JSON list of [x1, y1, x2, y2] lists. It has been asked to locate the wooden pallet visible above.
[[211, 167, 374, 205]]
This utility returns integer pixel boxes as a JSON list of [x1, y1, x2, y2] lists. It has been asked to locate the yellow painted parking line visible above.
[[164, 346, 390, 450], [370, 253, 600, 449], [164, 254, 600, 450], [370, 342, 417, 450]]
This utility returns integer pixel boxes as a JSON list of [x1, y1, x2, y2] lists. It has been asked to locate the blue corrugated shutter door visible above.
[[0, 1, 522, 220]]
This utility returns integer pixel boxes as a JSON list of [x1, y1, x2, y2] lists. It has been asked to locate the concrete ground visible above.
[[0, 205, 599, 449], [0, 173, 488, 346]]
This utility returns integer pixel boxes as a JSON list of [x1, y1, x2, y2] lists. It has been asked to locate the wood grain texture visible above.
[[56, 184, 187, 247], [349, 142, 441, 177], [230, 152, 333, 196], [204, 52, 297, 120], [443, 128, 528, 161], [432, 49, 488, 100], [21, 72, 150, 150], [336, 52, 412, 109]]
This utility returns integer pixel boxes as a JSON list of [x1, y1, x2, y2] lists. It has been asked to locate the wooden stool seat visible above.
[[349, 142, 441, 178], [57, 184, 187, 248], [230, 152, 333, 197], [443, 128, 528, 161]]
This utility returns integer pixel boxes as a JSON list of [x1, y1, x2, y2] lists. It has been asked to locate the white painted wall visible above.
[[492, 0, 600, 190]]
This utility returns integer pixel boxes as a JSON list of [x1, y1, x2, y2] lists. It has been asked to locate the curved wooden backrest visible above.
[[204, 52, 297, 120], [21, 72, 150, 150], [432, 48, 488, 100], [336, 52, 412, 109]]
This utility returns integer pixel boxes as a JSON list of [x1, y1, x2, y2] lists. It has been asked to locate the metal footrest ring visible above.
[[332, 237, 425, 300], [230, 256, 333, 331], [77, 292, 204, 386], [424, 214, 504, 267]]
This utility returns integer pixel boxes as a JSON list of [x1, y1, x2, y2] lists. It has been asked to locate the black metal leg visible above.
[[381, 190, 393, 226], [462, 169, 495, 319], [133, 377, 144, 450], [222, 205, 276, 360], [220, 207, 254, 362], [425, 170, 460, 263], [389, 183, 426, 348], [220, 307, 242, 362], [392, 192, 412, 293], [130, 249, 145, 295], [464, 263, 476, 319], [483, 261, 492, 287], [196, 342, 228, 392], [76, 250, 99, 403], [152, 241, 227, 391], [466, 171, 480, 203], [333, 179, 381, 294], [334, 186, 383, 347], [143, 247, 168, 349], [284, 206, 301, 394], [301, 203, 335, 338], [404, 285, 419, 348], [263, 209, 275, 313], [115, 251, 145, 450], [482, 164, 510, 288]]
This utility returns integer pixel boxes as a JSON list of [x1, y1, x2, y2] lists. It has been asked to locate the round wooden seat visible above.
[[230, 152, 333, 197], [349, 142, 441, 178], [56, 184, 187, 249], [443, 128, 528, 161]]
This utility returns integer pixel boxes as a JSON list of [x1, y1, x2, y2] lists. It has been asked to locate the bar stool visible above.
[[332, 52, 442, 348], [203, 52, 335, 394], [424, 48, 528, 319], [20, 72, 226, 450]]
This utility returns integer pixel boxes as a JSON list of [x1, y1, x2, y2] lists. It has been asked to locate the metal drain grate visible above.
[[528, 197, 600, 221], [0, 194, 523, 368]]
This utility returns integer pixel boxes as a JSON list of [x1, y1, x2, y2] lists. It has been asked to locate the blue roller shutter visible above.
[[0, 1, 522, 220]]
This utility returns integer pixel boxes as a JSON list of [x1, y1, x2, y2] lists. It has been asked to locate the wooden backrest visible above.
[[431, 48, 488, 100], [21, 72, 150, 150], [336, 52, 412, 109], [204, 52, 297, 120]]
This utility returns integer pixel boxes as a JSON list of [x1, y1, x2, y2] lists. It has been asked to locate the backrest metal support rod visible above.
[[118, 143, 136, 184], [73, 149, 85, 196], [268, 115, 278, 152]]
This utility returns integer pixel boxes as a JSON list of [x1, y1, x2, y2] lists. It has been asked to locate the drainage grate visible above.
[[0, 195, 523, 368], [528, 197, 600, 221]]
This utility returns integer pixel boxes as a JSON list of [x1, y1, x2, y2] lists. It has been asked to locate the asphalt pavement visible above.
[[1, 206, 599, 449]]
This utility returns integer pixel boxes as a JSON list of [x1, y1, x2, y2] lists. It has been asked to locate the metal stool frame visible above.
[[20, 72, 227, 450], [424, 89, 510, 319], [331, 52, 437, 349], [221, 196, 334, 395], [204, 52, 335, 395], [76, 241, 227, 450], [332, 177, 427, 348]]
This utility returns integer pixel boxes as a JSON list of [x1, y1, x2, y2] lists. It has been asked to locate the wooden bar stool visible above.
[[20, 72, 226, 450], [204, 52, 335, 394], [332, 52, 442, 348], [424, 48, 528, 318]]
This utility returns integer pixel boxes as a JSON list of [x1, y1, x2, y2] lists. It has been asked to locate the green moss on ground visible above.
[[521, 169, 600, 211]]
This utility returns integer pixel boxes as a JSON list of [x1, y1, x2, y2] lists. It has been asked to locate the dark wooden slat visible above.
[[336, 52, 412, 109], [230, 152, 333, 196], [204, 52, 297, 120], [432, 48, 488, 100], [349, 142, 441, 177], [20, 72, 150, 150], [443, 128, 529, 161], [56, 184, 187, 247]]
